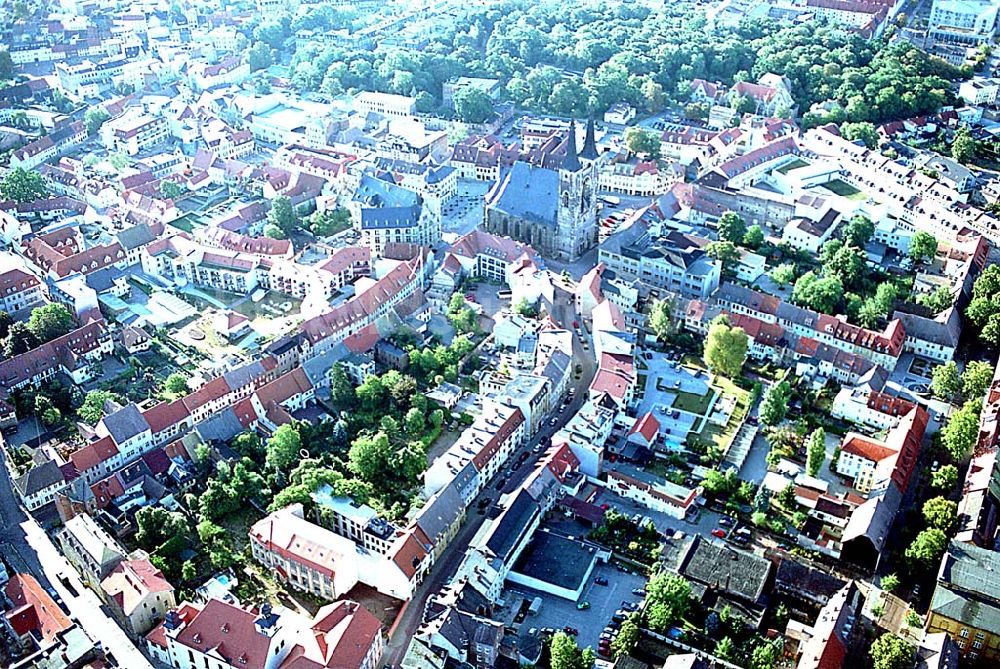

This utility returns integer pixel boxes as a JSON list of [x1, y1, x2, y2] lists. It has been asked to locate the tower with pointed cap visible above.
[[555, 118, 601, 260], [484, 118, 602, 261]]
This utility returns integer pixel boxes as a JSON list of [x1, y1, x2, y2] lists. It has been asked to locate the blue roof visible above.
[[353, 173, 420, 208], [485, 161, 559, 227]]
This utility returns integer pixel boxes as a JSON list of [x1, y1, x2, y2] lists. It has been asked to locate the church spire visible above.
[[562, 119, 582, 172], [580, 117, 598, 161]]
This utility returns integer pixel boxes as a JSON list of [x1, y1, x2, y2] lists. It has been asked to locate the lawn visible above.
[[169, 215, 196, 233], [691, 375, 751, 458], [821, 179, 867, 200], [776, 158, 809, 174], [672, 390, 715, 415]]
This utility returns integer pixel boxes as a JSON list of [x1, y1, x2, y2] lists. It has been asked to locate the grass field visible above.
[[672, 390, 715, 415], [822, 179, 866, 200]]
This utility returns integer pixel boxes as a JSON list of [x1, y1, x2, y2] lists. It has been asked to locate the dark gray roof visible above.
[[360, 205, 421, 230], [265, 333, 301, 356], [353, 173, 421, 208], [84, 266, 125, 293], [842, 482, 902, 550], [485, 161, 559, 227], [194, 408, 244, 443], [415, 480, 464, 543], [222, 359, 267, 392], [116, 223, 157, 251], [451, 460, 479, 498], [483, 489, 539, 564], [893, 308, 961, 348], [680, 535, 773, 603], [102, 403, 151, 445], [15, 460, 66, 496], [563, 119, 581, 172]]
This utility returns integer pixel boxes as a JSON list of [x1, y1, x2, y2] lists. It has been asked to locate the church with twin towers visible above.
[[484, 118, 603, 262]]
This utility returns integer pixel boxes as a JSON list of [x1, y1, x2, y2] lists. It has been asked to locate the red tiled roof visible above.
[[142, 399, 191, 435], [4, 574, 73, 641], [69, 435, 118, 473], [629, 412, 660, 444]]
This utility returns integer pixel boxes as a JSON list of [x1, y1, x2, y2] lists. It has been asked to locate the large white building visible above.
[[929, 0, 1000, 44]]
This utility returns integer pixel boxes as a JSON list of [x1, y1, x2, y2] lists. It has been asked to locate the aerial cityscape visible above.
[[2, 0, 1000, 668]]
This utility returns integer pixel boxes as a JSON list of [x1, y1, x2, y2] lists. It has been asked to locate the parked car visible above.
[[576, 601, 590, 610], [563, 626, 579, 635], [631, 588, 646, 596], [594, 576, 609, 585], [719, 516, 735, 527], [711, 528, 727, 538]]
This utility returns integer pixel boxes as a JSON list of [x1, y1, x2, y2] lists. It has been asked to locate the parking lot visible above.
[[508, 559, 647, 652]]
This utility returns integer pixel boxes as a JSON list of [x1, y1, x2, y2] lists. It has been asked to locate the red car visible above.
[[563, 626, 579, 635], [711, 528, 727, 539], [573, 320, 579, 328]]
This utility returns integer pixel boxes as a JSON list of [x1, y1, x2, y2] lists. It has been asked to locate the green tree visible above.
[[951, 126, 976, 163], [904, 528, 948, 573], [84, 107, 110, 135], [181, 560, 197, 582], [268, 196, 298, 236], [931, 464, 958, 492], [453, 86, 494, 123], [842, 215, 875, 248], [35, 396, 61, 425], [329, 363, 356, 407], [0, 167, 49, 204], [909, 231, 938, 264], [931, 361, 961, 401], [715, 637, 735, 661], [264, 223, 287, 239], [27, 303, 74, 343], [703, 315, 748, 378], [0, 49, 13, 79], [791, 272, 843, 314], [4, 321, 38, 356], [645, 572, 691, 631], [916, 285, 952, 315], [769, 263, 796, 286], [705, 240, 741, 275], [881, 573, 899, 593], [309, 208, 351, 236], [623, 127, 661, 158], [922, 496, 958, 534], [550, 632, 594, 669], [941, 400, 981, 460], [870, 633, 915, 669], [160, 180, 185, 199], [760, 381, 792, 426], [248, 42, 273, 72], [716, 211, 747, 244], [404, 406, 425, 436], [196, 519, 226, 544], [806, 427, 825, 477], [611, 614, 640, 659], [648, 299, 672, 342], [841, 121, 879, 148], [135, 506, 187, 551], [743, 224, 765, 249], [749, 637, 784, 669], [164, 373, 189, 397], [961, 360, 993, 401], [79, 390, 121, 425], [266, 423, 302, 473]]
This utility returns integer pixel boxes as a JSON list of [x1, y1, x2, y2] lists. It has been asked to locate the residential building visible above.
[[101, 113, 169, 155], [0, 268, 45, 313], [927, 541, 1000, 663], [795, 582, 865, 669], [59, 513, 126, 583], [146, 599, 383, 669], [835, 406, 927, 494], [100, 558, 176, 636]]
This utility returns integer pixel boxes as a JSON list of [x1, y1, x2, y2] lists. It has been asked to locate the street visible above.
[[0, 453, 155, 669], [383, 282, 598, 667]]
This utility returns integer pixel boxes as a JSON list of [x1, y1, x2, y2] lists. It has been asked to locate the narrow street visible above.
[[383, 281, 597, 667], [0, 455, 155, 669]]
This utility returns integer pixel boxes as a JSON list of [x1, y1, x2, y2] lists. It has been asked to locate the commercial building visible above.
[[927, 541, 1000, 663]]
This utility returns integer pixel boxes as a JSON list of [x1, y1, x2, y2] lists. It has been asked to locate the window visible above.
[[972, 640, 983, 650], [960, 628, 970, 638]]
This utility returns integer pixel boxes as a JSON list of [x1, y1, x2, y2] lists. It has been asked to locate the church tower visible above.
[[557, 119, 600, 261]]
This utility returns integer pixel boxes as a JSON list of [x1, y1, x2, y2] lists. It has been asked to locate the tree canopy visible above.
[[0, 167, 49, 203], [703, 315, 748, 378]]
